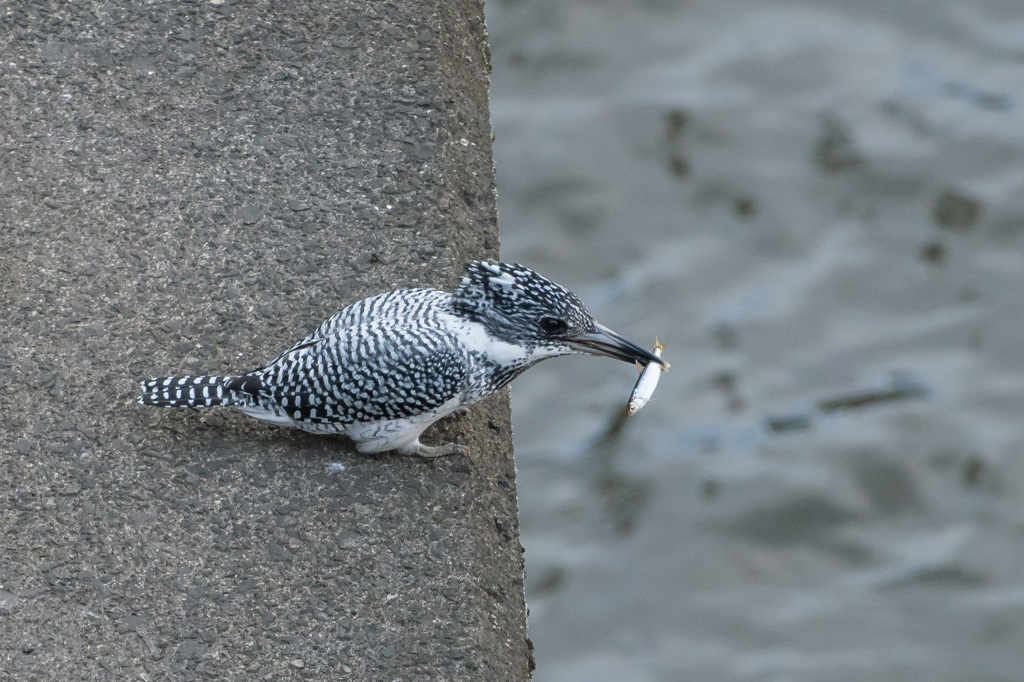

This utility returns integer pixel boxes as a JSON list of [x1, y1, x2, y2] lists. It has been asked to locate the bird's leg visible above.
[[407, 440, 468, 458]]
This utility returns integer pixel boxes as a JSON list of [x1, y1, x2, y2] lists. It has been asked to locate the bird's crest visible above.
[[455, 261, 552, 312], [453, 261, 594, 343]]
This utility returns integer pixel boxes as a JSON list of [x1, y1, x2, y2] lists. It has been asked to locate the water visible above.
[[486, 1, 1024, 679]]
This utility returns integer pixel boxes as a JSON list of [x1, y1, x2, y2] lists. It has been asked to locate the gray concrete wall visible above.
[[0, 0, 531, 679]]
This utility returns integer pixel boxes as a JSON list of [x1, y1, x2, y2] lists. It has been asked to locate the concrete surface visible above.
[[0, 0, 531, 679]]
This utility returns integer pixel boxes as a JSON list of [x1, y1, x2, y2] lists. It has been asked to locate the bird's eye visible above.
[[539, 317, 569, 336]]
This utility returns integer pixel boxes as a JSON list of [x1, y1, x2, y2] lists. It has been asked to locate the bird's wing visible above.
[[295, 288, 448, 346], [253, 320, 468, 425]]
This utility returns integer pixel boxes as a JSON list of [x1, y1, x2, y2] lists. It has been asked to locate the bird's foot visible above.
[[442, 407, 471, 421], [412, 442, 468, 458]]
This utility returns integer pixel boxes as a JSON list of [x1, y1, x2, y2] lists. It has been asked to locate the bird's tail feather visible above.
[[138, 375, 240, 408]]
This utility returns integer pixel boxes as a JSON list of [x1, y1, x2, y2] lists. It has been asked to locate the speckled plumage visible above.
[[139, 261, 665, 457]]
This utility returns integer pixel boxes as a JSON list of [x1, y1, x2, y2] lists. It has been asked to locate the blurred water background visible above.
[[486, 1, 1024, 680]]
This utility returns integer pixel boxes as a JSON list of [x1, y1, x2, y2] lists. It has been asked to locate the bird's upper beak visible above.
[[565, 322, 670, 369]]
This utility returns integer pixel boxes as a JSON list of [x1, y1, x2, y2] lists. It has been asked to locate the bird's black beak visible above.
[[566, 322, 670, 369]]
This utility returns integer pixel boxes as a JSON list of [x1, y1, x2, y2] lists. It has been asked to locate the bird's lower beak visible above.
[[566, 322, 670, 369]]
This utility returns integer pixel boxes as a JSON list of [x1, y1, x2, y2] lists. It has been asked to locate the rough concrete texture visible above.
[[1, 0, 531, 679]]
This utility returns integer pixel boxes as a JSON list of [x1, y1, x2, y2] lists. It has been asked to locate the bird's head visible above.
[[453, 261, 668, 368]]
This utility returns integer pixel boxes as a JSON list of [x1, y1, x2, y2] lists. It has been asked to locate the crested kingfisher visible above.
[[139, 261, 667, 457]]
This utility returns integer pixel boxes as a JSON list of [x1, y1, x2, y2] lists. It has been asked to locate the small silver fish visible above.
[[627, 339, 666, 417]]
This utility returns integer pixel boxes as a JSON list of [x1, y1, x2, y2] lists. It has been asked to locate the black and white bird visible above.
[[138, 261, 667, 457]]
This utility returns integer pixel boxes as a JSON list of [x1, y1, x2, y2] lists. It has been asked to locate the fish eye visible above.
[[538, 317, 569, 336]]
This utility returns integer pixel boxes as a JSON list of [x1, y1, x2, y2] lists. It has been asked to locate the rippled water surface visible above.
[[487, 1, 1024, 679]]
